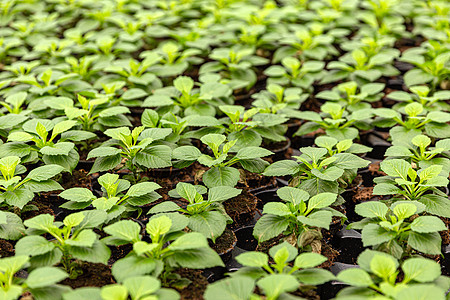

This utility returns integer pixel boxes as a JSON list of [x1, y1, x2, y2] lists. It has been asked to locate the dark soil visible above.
[[20, 198, 54, 220], [209, 228, 237, 255], [224, 190, 258, 227], [108, 244, 134, 264], [175, 269, 208, 300], [319, 241, 340, 269], [237, 169, 277, 192], [262, 139, 289, 152], [0, 239, 14, 257], [440, 217, 450, 246], [368, 161, 386, 176], [60, 169, 93, 190], [353, 187, 374, 202], [147, 162, 208, 187], [61, 262, 115, 288]]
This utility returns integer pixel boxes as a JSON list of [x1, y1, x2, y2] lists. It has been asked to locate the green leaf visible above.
[[370, 255, 397, 280], [408, 232, 442, 255], [357, 249, 398, 273], [15, 236, 55, 256], [201, 134, 226, 148], [307, 193, 337, 210], [202, 167, 240, 188], [395, 284, 445, 300], [63, 212, 85, 227], [420, 195, 450, 218], [172, 146, 202, 161], [0, 212, 25, 240], [257, 274, 299, 299], [122, 88, 148, 100], [404, 69, 434, 86], [26, 267, 68, 288], [104, 220, 141, 243], [297, 210, 332, 229], [166, 247, 224, 268], [410, 216, 446, 233], [63, 287, 102, 300], [418, 165, 442, 181], [296, 268, 335, 285], [90, 154, 122, 174], [40, 142, 74, 156], [51, 120, 77, 138], [393, 203, 417, 220], [134, 145, 172, 169], [174, 76, 194, 93], [311, 166, 344, 181], [124, 276, 160, 299], [168, 232, 208, 250], [175, 182, 199, 203], [253, 214, 289, 242], [126, 182, 161, 197], [235, 147, 273, 160], [380, 159, 412, 180], [361, 224, 396, 247], [204, 277, 255, 300], [188, 211, 226, 241], [66, 229, 97, 247], [147, 215, 172, 238], [263, 202, 291, 216], [87, 147, 122, 159], [355, 202, 388, 219], [208, 186, 241, 202], [3, 189, 34, 209], [372, 183, 401, 195], [23, 214, 55, 232], [337, 268, 373, 287], [101, 285, 128, 300], [59, 188, 95, 203], [236, 252, 269, 267], [276, 187, 309, 205], [331, 153, 370, 169], [263, 160, 301, 176], [99, 107, 130, 118], [26, 165, 64, 181], [43, 149, 79, 172], [294, 252, 327, 269], [69, 240, 111, 264], [402, 257, 441, 283]]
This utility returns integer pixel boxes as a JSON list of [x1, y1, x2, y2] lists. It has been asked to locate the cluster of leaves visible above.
[[336, 249, 450, 299], [0, 0, 449, 299]]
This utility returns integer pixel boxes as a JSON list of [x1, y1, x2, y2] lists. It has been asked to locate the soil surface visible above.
[[61, 262, 115, 288], [209, 228, 237, 255], [224, 190, 258, 227], [0, 239, 14, 257], [175, 269, 208, 300]]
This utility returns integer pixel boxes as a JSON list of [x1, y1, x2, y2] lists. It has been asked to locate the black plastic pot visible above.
[[234, 225, 258, 252], [331, 228, 363, 265], [45, 195, 71, 221], [386, 78, 405, 91], [290, 135, 315, 150], [441, 245, 450, 276], [210, 228, 237, 264], [266, 138, 291, 162], [363, 133, 390, 159], [394, 61, 414, 74], [276, 178, 289, 187], [253, 188, 281, 210], [247, 183, 277, 195], [75, 160, 94, 171], [203, 267, 228, 283], [147, 167, 182, 179]]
